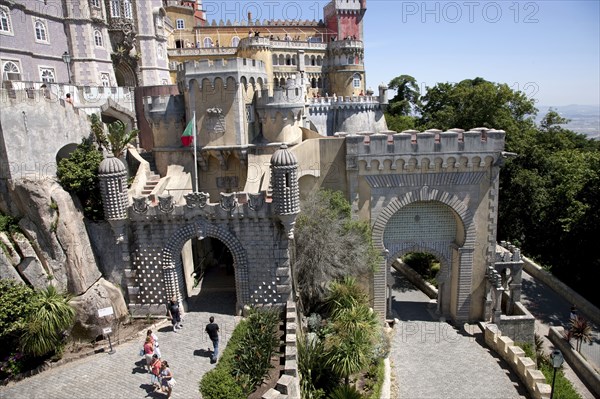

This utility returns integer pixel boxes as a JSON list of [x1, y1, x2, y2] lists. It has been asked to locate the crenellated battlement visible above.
[[308, 95, 382, 113], [142, 93, 185, 124], [177, 58, 266, 76], [345, 128, 506, 156], [257, 87, 304, 108]]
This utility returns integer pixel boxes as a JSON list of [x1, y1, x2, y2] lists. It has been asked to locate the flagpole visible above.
[[193, 111, 198, 192]]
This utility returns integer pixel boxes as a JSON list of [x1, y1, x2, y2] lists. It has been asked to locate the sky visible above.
[[203, 1, 600, 106]]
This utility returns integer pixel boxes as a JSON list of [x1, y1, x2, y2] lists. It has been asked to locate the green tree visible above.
[[19, 286, 75, 358], [295, 190, 380, 312], [90, 113, 109, 151], [107, 120, 138, 157], [387, 74, 421, 116], [57, 138, 104, 220]]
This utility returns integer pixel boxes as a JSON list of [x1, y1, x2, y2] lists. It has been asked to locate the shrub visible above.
[[199, 367, 245, 399], [328, 385, 363, 399]]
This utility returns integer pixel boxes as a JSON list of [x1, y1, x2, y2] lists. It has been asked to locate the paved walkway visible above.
[[520, 270, 599, 399], [0, 288, 239, 399], [389, 270, 527, 399]]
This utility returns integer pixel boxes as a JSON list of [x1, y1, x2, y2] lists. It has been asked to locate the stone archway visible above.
[[161, 219, 248, 313], [372, 186, 476, 322]]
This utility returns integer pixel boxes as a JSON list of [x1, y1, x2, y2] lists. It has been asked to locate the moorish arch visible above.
[[372, 186, 476, 322], [161, 219, 249, 312]]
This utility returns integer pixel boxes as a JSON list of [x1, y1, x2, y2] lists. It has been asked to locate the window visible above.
[[94, 29, 103, 47], [39, 67, 56, 83], [231, 36, 240, 47], [123, 0, 132, 19], [90, 0, 101, 8], [0, 8, 12, 34], [203, 37, 213, 48], [2, 61, 21, 80], [353, 74, 361, 88], [176, 19, 184, 30], [111, 0, 120, 17], [101, 73, 110, 87], [34, 20, 48, 42]]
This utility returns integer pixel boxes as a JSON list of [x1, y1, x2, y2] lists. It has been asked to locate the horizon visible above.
[[203, 0, 600, 107]]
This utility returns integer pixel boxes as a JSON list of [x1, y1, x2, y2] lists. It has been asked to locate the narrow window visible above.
[[231, 36, 240, 47], [94, 29, 103, 47], [0, 9, 11, 33], [123, 0, 132, 19], [35, 20, 47, 42], [353, 74, 361, 88], [176, 19, 184, 30], [110, 0, 120, 17]]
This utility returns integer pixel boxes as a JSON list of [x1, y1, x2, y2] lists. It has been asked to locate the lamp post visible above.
[[550, 349, 564, 399], [61, 51, 72, 84]]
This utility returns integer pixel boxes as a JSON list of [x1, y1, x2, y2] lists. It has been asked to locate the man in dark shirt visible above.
[[205, 316, 219, 363]]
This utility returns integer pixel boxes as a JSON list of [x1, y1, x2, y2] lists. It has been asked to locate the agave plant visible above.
[[107, 120, 138, 157]]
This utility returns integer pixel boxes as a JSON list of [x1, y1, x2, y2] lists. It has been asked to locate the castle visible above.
[[1, 0, 530, 330]]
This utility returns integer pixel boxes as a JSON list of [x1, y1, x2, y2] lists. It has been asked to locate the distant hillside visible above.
[[536, 105, 600, 139]]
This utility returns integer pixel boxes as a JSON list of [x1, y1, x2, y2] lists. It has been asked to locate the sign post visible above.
[[98, 307, 116, 355]]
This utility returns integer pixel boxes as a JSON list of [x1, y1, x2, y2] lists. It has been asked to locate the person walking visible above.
[[147, 329, 161, 358], [143, 336, 154, 372], [149, 355, 162, 391], [205, 316, 220, 363], [167, 296, 182, 332], [160, 360, 175, 398]]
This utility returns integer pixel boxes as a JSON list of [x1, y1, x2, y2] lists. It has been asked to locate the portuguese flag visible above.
[[181, 117, 195, 147]]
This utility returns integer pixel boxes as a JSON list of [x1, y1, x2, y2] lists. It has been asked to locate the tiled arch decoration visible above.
[[161, 219, 249, 311], [371, 186, 476, 321]]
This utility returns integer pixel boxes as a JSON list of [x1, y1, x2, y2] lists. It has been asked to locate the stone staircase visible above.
[[139, 152, 161, 200]]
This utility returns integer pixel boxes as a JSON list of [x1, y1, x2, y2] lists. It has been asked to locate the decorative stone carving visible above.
[[184, 192, 210, 208], [248, 192, 265, 211], [158, 194, 174, 213], [132, 196, 149, 214], [220, 192, 237, 212]]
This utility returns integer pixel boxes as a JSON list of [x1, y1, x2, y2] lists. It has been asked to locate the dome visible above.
[[270, 144, 297, 167], [98, 154, 126, 175]]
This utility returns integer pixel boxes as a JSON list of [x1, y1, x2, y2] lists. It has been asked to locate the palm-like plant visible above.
[[107, 120, 138, 157], [327, 384, 363, 399], [325, 327, 371, 386], [19, 286, 75, 357], [569, 315, 593, 352], [326, 277, 368, 315]]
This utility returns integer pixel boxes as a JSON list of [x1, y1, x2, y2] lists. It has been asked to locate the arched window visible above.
[[101, 73, 110, 87], [291, 55, 297, 66], [347, 56, 354, 65], [3, 61, 20, 80], [90, 0, 101, 8], [123, 0, 133, 19], [94, 29, 103, 47], [34, 20, 47, 42], [203, 37, 213, 48], [311, 78, 317, 88], [110, 0, 120, 17], [353, 73, 361, 88], [285, 55, 291, 65], [316, 56, 322, 66], [278, 54, 284, 65], [39, 67, 55, 83], [272, 54, 278, 65], [0, 8, 12, 33], [279, 77, 285, 87], [311, 56, 316, 66], [231, 36, 240, 47]]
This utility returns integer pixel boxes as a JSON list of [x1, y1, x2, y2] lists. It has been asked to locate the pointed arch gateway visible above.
[[161, 219, 249, 312], [372, 186, 476, 322]]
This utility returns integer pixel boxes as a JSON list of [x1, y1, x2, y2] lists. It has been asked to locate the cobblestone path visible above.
[[389, 271, 528, 398], [0, 290, 239, 399]]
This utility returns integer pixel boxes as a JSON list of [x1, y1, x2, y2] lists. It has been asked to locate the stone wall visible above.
[[495, 301, 536, 344], [483, 323, 551, 399]]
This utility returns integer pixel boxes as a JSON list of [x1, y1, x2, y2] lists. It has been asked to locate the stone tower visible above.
[[270, 145, 300, 238], [98, 154, 128, 242]]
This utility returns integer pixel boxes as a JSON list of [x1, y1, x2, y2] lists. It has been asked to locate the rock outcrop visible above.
[[0, 178, 127, 339], [69, 278, 129, 340]]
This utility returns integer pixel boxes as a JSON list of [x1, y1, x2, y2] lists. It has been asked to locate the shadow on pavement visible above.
[[390, 270, 418, 292], [194, 348, 213, 358], [521, 277, 568, 327], [132, 359, 148, 374], [187, 288, 236, 315], [140, 383, 165, 398], [391, 299, 435, 322]]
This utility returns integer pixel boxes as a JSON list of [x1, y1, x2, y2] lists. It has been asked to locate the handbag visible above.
[[167, 378, 176, 387], [139, 348, 144, 357]]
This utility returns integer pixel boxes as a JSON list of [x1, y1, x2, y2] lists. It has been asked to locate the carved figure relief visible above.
[[220, 192, 237, 212], [204, 108, 226, 137], [132, 196, 148, 214], [158, 194, 174, 213], [184, 192, 210, 208], [248, 192, 265, 211]]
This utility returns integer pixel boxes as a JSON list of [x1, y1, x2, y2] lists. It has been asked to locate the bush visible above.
[[538, 360, 581, 399], [199, 367, 244, 399], [328, 385, 363, 399]]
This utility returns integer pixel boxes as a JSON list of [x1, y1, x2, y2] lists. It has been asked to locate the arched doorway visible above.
[[372, 187, 475, 322], [114, 61, 137, 87], [182, 237, 236, 313], [161, 219, 248, 315], [55, 143, 79, 164]]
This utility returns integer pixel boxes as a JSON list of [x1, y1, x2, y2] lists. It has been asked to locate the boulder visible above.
[[12, 231, 49, 289], [69, 277, 128, 340], [0, 249, 25, 283]]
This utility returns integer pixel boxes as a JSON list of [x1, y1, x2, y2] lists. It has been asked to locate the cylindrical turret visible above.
[[270, 145, 300, 238], [379, 83, 388, 104], [98, 154, 128, 220]]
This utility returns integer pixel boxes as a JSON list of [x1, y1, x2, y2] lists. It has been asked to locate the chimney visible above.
[[248, 12, 252, 24]]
